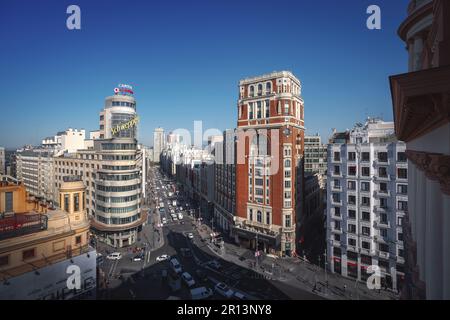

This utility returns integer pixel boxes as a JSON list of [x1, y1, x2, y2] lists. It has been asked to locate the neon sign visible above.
[[111, 115, 140, 136], [114, 84, 134, 96]]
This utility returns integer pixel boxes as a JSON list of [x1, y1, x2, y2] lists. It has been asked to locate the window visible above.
[[258, 84, 263, 96], [74, 193, 80, 212], [348, 210, 356, 219], [398, 168, 408, 179], [348, 224, 356, 234], [284, 191, 291, 199], [362, 212, 370, 221], [334, 179, 341, 188], [257, 211, 262, 223], [22, 248, 36, 260], [379, 243, 389, 253], [334, 152, 340, 161], [398, 232, 404, 241], [380, 213, 388, 224], [266, 82, 271, 94], [249, 209, 253, 221], [333, 166, 340, 175], [257, 101, 262, 118], [5, 192, 13, 212], [334, 234, 341, 241], [334, 207, 341, 217], [348, 195, 356, 205], [265, 100, 270, 118], [397, 152, 407, 162], [333, 193, 341, 203], [361, 152, 370, 162], [348, 238, 356, 246], [397, 184, 408, 195], [379, 182, 388, 193], [75, 235, 82, 245], [64, 194, 70, 212], [249, 86, 254, 97], [362, 226, 371, 236], [285, 215, 291, 228], [378, 152, 388, 162], [348, 152, 356, 161], [361, 167, 370, 176], [284, 103, 290, 115], [284, 170, 291, 178], [380, 197, 388, 208], [362, 197, 370, 207], [347, 181, 356, 190], [348, 166, 356, 176], [249, 103, 254, 119], [334, 220, 341, 230], [284, 159, 291, 167], [361, 182, 370, 192], [284, 180, 291, 188], [378, 167, 388, 178], [398, 201, 408, 211], [380, 229, 388, 238], [266, 212, 270, 225]]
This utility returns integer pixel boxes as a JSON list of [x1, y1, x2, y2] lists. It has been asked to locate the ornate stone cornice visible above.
[[406, 149, 450, 195], [390, 65, 450, 142]]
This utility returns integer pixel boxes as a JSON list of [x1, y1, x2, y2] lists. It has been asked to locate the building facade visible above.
[[304, 135, 328, 175], [213, 129, 236, 238], [16, 149, 55, 202], [0, 147, 5, 175], [234, 71, 305, 256], [390, 0, 450, 299], [53, 88, 145, 248], [153, 128, 165, 163], [326, 119, 408, 292], [0, 177, 96, 300]]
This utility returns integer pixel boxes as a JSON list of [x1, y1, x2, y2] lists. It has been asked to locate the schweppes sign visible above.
[[111, 116, 140, 136]]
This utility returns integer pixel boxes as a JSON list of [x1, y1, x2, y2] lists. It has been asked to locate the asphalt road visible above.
[[100, 165, 320, 300]]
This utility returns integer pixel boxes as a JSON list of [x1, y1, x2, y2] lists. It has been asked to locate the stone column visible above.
[[415, 169, 426, 281], [425, 179, 443, 299]]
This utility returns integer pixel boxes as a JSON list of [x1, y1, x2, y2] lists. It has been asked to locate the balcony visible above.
[[374, 190, 390, 197], [378, 251, 390, 260], [374, 220, 391, 228], [0, 213, 48, 241], [374, 205, 388, 213], [397, 255, 405, 264], [331, 185, 342, 192]]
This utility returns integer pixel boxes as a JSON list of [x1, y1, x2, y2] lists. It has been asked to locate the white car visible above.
[[106, 252, 122, 260], [162, 217, 167, 224], [187, 233, 194, 240], [181, 272, 196, 287], [156, 254, 169, 262], [215, 282, 234, 298]]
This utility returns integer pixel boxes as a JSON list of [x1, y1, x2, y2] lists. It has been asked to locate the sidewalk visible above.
[[194, 221, 398, 300]]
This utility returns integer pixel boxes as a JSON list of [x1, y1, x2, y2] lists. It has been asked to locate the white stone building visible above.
[[326, 119, 408, 292]]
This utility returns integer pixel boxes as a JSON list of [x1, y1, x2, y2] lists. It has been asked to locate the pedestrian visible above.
[[343, 284, 347, 293]]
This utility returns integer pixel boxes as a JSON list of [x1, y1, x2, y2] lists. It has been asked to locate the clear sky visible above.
[[0, 0, 409, 149]]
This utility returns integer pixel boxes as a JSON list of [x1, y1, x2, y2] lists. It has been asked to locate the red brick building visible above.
[[233, 71, 305, 256]]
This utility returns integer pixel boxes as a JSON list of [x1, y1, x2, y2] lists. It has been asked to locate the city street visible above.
[[96, 165, 398, 300]]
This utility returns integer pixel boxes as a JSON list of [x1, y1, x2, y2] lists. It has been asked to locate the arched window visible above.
[[249, 209, 253, 221], [266, 212, 270, 225], [266, 82, 271, 94], [257, 211, 262, 223], [285, 159, 291, 167], [258, 84, 263, 96], [249, 86, 255, 97]]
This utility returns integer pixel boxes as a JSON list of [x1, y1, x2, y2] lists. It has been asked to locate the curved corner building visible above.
[[90, 85, 146, 247]]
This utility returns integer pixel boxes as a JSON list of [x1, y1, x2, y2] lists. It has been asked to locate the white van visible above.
[[190, 287, 213, 300], [177, 212, 183, 220], [170, 258, 182, 274]]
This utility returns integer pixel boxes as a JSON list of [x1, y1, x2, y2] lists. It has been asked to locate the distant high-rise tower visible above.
[[234, 71, 305, 256], [153, 128, 165, 163]]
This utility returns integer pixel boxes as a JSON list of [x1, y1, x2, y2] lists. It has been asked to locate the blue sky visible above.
[[0, 0, 409, 149]]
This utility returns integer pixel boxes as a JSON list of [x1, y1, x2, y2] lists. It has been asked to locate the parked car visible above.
[[214, 282, 234, 298], [106, 252, 122, 260], [170, 258, 183, 274], [190, 287, 213, 300], [181, 272, 196, 287]]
